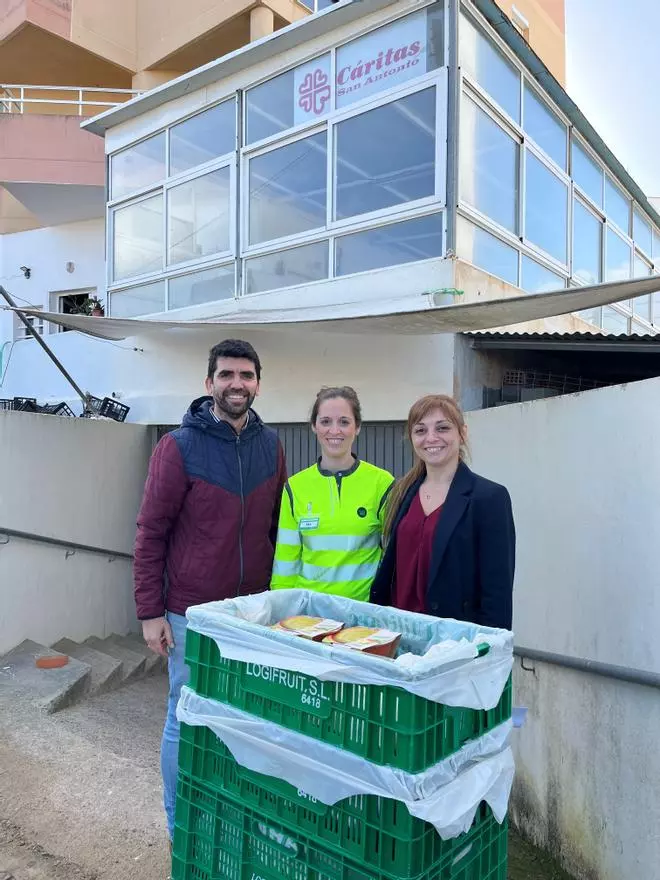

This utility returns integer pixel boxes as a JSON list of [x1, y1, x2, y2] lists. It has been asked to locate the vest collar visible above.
[[317, 454, 360, 478]]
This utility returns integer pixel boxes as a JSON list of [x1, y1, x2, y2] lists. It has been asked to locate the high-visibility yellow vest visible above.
[[271, 459, 394, 601]]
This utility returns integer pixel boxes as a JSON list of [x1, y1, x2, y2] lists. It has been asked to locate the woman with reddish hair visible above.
[[370, 395, 515, 630]]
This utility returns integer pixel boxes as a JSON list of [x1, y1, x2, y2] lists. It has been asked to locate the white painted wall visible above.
[[0, 218, 106, 356], [0, 412, 154, 654], [465, 379, 660, 880], [0, 323, 457, 425]]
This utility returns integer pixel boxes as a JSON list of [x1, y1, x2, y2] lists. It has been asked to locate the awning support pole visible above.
[[0, 285, 89, 410]]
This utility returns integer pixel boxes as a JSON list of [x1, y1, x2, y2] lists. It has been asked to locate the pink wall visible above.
[[0, 114, 105, 185]]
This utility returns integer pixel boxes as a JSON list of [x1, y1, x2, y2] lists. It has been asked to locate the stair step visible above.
[[52, 638, 124, 695], [108, 634, 166, 674], [85, 637, 147, 683], [0, 640, 91, 713]]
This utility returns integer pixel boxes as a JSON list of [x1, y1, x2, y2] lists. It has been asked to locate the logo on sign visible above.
[[298, 69, 331, 117]]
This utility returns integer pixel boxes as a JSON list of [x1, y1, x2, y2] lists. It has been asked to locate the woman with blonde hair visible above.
[[370, 394, 515, 629]]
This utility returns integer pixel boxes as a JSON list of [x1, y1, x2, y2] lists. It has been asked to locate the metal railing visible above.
[[0, 84, 141, 116]]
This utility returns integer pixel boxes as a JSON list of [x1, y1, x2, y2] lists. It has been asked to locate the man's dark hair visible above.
[[207, 339, 262, 381]]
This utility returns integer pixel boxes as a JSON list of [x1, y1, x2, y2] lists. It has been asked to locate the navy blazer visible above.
[[370, 462, 515, 630]]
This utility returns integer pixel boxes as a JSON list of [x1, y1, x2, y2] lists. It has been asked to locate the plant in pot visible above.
[[77, 295, 105, 317]]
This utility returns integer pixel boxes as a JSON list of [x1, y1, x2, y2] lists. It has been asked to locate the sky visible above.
[[565, 0, 660, 198]]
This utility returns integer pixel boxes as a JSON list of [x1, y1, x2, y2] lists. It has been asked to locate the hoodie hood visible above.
[[181, 395, 263, 441]]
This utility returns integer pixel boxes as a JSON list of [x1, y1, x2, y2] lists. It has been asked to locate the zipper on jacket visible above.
[[236, 435, 245, 595]]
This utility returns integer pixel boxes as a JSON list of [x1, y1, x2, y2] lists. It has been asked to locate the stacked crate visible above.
[[172, 621, 512, 880]]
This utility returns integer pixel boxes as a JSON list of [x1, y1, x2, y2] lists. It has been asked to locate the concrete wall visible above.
[[465, 379, 660, 880], [0, 411, 154, 654]]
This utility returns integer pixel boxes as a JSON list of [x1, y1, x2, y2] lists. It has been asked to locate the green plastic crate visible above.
[[171, 772, 508, 880], [178, 721, 503, 880], [185, 628, 512, 774]]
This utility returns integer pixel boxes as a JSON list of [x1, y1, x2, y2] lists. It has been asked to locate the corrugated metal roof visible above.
[[466, 331, 660, 352]]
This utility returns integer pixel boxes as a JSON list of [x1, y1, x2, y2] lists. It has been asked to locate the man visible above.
[[133, 338, 286, 842]]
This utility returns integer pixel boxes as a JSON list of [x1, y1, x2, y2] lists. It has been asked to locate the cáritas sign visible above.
[[293, 10, 428, 124]]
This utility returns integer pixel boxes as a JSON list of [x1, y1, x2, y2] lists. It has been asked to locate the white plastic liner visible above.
[[177, 687, 515, 839], [186, 590, 513, 710]]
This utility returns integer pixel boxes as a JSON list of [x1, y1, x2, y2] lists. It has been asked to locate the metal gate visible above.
[[157, 421, 413, 477]]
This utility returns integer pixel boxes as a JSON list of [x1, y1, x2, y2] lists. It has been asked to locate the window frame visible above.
[[165, 159, 236, 271], [522, 78, 568, 173], [459, 83, 522, 239], [240, 71, 448, 259], [109, 189, 166, 287], [167, 97, 238, 179], [570, 194, 604, 287], [522, 141, 570, 270]]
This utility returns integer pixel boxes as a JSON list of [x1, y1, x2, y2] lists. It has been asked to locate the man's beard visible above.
[[213, 389, 255, 420]]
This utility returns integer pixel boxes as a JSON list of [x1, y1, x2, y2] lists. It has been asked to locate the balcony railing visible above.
[[0, 84, 142, 117]]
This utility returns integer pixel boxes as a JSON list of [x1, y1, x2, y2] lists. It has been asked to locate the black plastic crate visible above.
[[13, 397, 37, 412], [38, 402, 76, 418], [99, 397, 130, 422]]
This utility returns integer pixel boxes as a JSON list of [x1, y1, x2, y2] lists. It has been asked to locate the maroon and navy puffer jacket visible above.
[[133, 397, 286, 620]]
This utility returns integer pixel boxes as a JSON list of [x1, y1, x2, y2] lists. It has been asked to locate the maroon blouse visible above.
[[394, 491, 443, 613]]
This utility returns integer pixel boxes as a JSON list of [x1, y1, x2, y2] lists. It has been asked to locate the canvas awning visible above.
[[4, 276, 659, 341]]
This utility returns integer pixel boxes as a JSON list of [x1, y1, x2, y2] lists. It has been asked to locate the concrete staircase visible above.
[[0, 633, 167, 714]]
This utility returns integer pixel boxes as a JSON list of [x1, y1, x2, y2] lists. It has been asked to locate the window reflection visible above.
[[461, 94, 519, 233], [572, 200, 601, 285], [457, 217, 518, 285], [525, 152, 567, 263], [521, 255, 564, 293], [524, 84, 566, 170], [460, 14, 520, 122]]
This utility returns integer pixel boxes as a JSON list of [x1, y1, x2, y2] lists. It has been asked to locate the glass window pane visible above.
[[525, 152, 568, 263], [460, 95, 519, 233], [571, 138, 602, 207], [521, 255, 564, 293], [335, 88, 436, 221], [169, 101, 235, 176], [523, 84, 566, 170], [249, 133, 327, 245], [336, 214, 443, 276], [604, 177, 630, 233], [457, 217, 518, 285], [113, 195, 164, 281], [633, 295, 651, 321], [572, 200, 601, 285], [168, 169, 231, 265], [336, 7, 443, 110], [633, 254, 652, 321], [577, 308, 601, 327], [633, 208, 653, 256], [109, 281, 166, 317], [169, 265, 234, 309], [602, 306, 628, 334], [631, 319, 649, 335], [245, 242, 329, 294], [111, 134, 166, 200], [654, 291, 660, 325], [246, 55, 331, 144], [606, 227, 632, 281], [460, 14, 520, 122], [654, 228, 660, 261]]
